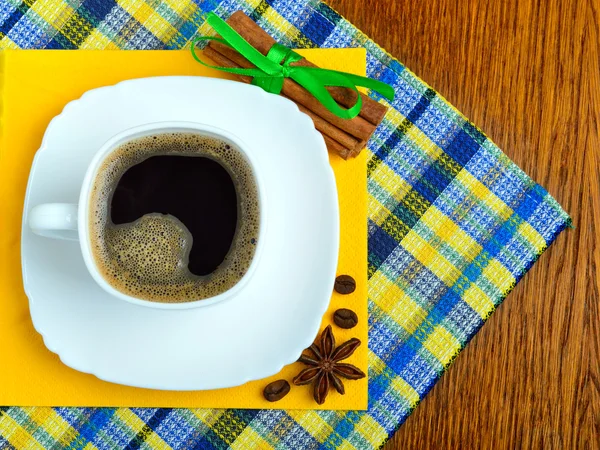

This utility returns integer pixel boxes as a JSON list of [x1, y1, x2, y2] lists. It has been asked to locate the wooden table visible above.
[[327, 0, 599, 448]]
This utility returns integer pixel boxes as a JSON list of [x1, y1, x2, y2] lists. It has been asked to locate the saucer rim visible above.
[[21, 76, 340, 390]]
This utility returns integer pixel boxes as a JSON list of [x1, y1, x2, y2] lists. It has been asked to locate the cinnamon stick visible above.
[[203, 46, 355, 159], [203, 46, 252, 83], [203, 11, 389, 158], [226, 11, 387, 126], [208, 40, 376, 142], [295, 103, 360, 150], [323, 135, 351, 160]]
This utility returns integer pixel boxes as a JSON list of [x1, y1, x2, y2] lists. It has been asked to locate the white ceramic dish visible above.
[[21, 76, 339, 390]]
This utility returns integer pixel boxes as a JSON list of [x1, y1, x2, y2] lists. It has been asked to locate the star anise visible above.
[[293, 325, 365, 404]]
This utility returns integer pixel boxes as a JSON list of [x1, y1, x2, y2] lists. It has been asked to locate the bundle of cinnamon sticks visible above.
[[202, 11, 388, 159]]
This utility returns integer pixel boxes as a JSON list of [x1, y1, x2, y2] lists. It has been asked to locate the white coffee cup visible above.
[[28, 121, 266, 309]]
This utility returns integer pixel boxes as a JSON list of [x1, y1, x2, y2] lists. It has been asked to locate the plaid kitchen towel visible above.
[[0, 0, 570, 449]]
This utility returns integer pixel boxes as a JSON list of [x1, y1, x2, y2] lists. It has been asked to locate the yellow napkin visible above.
[[0, 49, 367, 410]]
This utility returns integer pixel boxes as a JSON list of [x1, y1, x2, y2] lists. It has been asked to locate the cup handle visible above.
[[29, 203, 79, 241]]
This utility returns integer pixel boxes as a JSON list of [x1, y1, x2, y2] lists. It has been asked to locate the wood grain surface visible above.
[[326, 0, 600, 448]]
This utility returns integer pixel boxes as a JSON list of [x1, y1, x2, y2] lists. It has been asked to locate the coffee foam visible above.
[[89, 132, 260, 303]]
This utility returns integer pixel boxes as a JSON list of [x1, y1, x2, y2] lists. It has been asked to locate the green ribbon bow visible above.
[[190, 12, 395, 120]]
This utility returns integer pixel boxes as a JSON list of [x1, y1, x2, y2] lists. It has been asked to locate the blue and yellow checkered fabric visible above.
[[0, 0, 570, 448]]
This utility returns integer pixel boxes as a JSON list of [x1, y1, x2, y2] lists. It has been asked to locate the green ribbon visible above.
[[190, 12, 395, 120]]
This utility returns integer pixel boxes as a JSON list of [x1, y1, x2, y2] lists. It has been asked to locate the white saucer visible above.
[[21, 76, 339, 390]]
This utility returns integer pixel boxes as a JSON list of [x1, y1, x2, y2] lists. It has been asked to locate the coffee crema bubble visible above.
[[89, 132, 260, 303]]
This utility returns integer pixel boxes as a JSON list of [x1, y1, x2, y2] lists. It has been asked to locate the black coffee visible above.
[[88, 132, 260, 303], [110, 155, 237, 276]]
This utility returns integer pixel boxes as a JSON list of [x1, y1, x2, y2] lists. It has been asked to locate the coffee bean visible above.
[[334, 275, 356, 294], [263, 379, 290, 402], [333, 308, 358, 329]]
